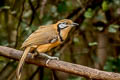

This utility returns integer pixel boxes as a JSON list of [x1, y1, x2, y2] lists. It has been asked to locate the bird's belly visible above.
[[36, 41, 61, 53]]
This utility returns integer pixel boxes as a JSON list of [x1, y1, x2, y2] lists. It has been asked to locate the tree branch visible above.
[[0, 46, 120, 80]]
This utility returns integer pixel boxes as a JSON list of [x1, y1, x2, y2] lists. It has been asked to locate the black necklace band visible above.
[[57, 24, 64, 42]]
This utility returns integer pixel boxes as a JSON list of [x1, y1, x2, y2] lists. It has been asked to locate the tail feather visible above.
[[16, 47, 31, 80]]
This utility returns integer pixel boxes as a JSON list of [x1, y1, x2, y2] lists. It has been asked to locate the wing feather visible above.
[[21, 25, 58, 48]]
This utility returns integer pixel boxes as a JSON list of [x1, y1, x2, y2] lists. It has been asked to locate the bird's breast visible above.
[[60, 27, 72, 40]]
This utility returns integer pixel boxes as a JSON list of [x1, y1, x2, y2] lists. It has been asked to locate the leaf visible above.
[[73, 37, 80, 45], [102, 1, 109, 11], [84, 8, 93, 18], [108, 24, 119, 33], [0, 6, 10, 9], [88, 42, 97, 46]]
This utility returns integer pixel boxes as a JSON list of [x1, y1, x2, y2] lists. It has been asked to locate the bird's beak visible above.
[[71, 22, 79, 27]]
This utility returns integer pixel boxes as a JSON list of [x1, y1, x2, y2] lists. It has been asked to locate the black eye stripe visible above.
[[57, 23, 64, 42], [63, 22, 68, 24]]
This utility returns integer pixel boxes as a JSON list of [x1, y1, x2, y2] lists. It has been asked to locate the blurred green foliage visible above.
[[84, 8, 93, 18], [104, 56, 120, 72], [102, 1, 109, 11]]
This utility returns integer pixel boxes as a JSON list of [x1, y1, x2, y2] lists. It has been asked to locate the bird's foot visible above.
[[33, 53, 59, 66], [46, 56, 59, 65], [38, 53, 59, 66]]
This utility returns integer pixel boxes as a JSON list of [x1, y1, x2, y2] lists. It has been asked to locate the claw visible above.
[[34, 53, 59, 66], [46, 59, 50, 65]]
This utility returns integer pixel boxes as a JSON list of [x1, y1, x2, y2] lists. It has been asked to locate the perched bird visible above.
[[16, 19, 79, 80]]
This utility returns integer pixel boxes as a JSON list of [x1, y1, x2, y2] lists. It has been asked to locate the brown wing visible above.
[[21, 25, 58, 48]]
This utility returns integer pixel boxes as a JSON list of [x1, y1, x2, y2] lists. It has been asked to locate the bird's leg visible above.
[[36, 51, 59, 65], [42, 53, 59, 65], [39, 53, 59, 59]]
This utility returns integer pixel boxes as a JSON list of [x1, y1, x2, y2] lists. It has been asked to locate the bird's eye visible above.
[[62, 22, 66, 24]]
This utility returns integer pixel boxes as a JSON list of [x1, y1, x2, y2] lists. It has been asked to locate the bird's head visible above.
[[55, 19, 79, 41], [56, 19, 79, 29]]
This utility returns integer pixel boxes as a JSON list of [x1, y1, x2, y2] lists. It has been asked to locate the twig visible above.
[[28, 0, 40, 26], [51, 70, 59, 80], [14, 0, 25, 48], [38, 67, 44, 80], [0, 46, 120, 80], [28, 67, 42, 80]]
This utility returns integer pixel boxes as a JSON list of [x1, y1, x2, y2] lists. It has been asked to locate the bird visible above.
[[16, 19, 79, 80]]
